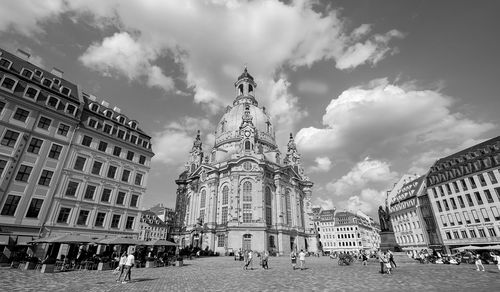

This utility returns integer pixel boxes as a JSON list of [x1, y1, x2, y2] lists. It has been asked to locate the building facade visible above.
[[0, 49, 82, 255], [43, 92, 154, 242], [138, 210, 169, 241], [174, 68, 315, 255], [426, 136, 500, 252]]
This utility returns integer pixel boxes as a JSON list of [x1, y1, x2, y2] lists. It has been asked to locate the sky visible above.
[[1, 0, 499, 220]]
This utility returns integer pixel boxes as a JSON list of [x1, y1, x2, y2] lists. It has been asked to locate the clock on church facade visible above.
[[174, 68, 316, 255]]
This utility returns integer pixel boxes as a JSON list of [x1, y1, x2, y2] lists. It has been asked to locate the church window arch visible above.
[[285, 189, 292, 226], [242, 181, 252, 202], [222, 185, 229, 205], [245, 140, 251, 150], [265, 187, 272, 226], [248, 84, 253, 94], [238, 84, 244, 95], [200, 190, 206, 208]]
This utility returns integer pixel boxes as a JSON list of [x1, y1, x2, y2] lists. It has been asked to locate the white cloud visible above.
[[314, 197, 335, 210], [326, 158, 398, 195], [296, 78, 496, 164], [344, 188, 386, 215], [308, 156, 332, 173], [297, 79, 329, 95], [79, 32, 175, 92], [151, 117, 213, 166]]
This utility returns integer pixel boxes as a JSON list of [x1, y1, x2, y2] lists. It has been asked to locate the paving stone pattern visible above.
[[1, 256, 499, 292]]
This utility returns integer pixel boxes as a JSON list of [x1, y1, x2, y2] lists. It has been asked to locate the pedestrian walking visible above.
[[388, 250, 397, 268], [290, 250, 297, 270], [243, 250, 249, 270], [247, 250, 254, 270], [115, 252, 127, 282], [491, 252, 500, 271], [474, 254, 485, 271], [298, 249, 306, 270], [362, 252, 368, 266], [122, 252, 135, 283], [261, 250, 269, 269], [378, 250, 385, 274]]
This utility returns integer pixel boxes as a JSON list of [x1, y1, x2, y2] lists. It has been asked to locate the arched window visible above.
[[238, 84, 243, 95], [248, 84, 253, 93], [285, 189, 292, 225], [222, 186, 229, 205], [265, 187, 272, 226], [200, 190, 206, 208], [190, 163, 196, 173], [242, 181, 252, 202], [268, 235, 275, 248], [242, 234, 252, 250], [245, 140, 251, 150]]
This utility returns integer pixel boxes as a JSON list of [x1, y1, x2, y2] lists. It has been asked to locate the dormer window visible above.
[[104, 110, 113, 118], [117, 116, 126, 124], [0, 76, 18, 92], [60, 86, 71, 96], [128, 121, 137, 129], [89, 103, 99, 112], [53, 78, 61, 86], [65, 104, 77, 116], [47, 96, 59, 108], [34, 70, 43, 78], [21, 68, 34, 79], [41, 78, 53, 87], [0, 58, 12, 69], [23, 86, 40, 99]]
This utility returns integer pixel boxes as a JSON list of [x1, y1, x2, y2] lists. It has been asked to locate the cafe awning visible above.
[[16, 235, 34, 246]]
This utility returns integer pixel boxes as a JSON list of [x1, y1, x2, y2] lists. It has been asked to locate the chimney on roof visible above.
[[113, 106, 121, 113], [101, 100, 110, 107], [51, 67, 63, 78], [88, 94, 97, 101], [16, 49, 31, 61]]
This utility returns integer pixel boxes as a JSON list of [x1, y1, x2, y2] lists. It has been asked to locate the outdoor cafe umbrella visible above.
[[453, 245, 482, 251], [144, 239, 177, 246], [97, 237, 142, 245], [29, 234, 94, 244]]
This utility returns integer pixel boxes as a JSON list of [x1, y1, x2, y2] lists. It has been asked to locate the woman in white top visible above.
[[116, 252, 127, 282]]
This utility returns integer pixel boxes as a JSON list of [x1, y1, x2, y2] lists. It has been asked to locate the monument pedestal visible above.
[[379, 231, 400, 252]]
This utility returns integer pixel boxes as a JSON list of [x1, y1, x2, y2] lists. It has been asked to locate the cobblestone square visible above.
[[1, 256, 500, 292]]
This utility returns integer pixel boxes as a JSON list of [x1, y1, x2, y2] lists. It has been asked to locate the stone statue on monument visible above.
[[378, 205, 393, 232]]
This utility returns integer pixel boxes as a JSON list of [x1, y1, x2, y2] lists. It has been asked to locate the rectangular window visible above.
[[81, 135, 92, 147], [461, 230, 468, 238], [27, 138, 43, 154], [110, 214, 120, 227], [460, 179, 468, 190], [101, 188, 111, 202], [478, 173, 487, 187], [436, 201, 443, 212], [478, 228, 486, 237], [134, 173, 143, 186], [91, 161, 102, 175], [37, 117, 52, 130], [95, 212, 106, 227], [243, 203, 252, 223], [0, 159, 7, 177], [76, 210, 90, 225], [130, 136, 137, 144], [445, 232, 452, 240], [491, 206, 500, 220], [472, 210, 480, 223], [446, 184, 452, 194], [57, 123, 70, 136], [47, 96, 59, 108], [117, 130, 125, 139], [439, 186, 445, 197], [57, 207, 71, 223], [84, 185, 96, 200], [139, 155, 146, 165], [113, 146, 121, 157], [73, 156, 86, 171], [1, 130, 20, 147], [453, 231, 460, 239], [1, 195, 21, 216], [125, 216, 134, 229], [98, 141, 107, 152], [13, 108, 30, 122], [457, 195, 466, 208], [481, 208, 490, 222], [121, 169, 130, 182], [130, 195, 139, 208], [103, 124, 112, 134], [0, 101, 4, 113], [465, 194, 474, 206], [126, 151, 134, 161], [440, 215, 447, 227], [48, 143, 62, 159], [452, 181, 460, 192], [469, 229, 477, 238], [221, 206, 228, 224], [463, 211, 471, 224], [487, 171, 498, 184], [496, 187, 500, 201], [455, 212, 463, 224], [443, 200, 450, 211], [484, 190, 494, 203], [488, 227, 497, 237], [107, 165, 117, 179], [88, 119, 97, 128], [116, 192, 126, 205], [450, 198, 457, 209], [469, 177, 477, 188], [475, 192, 483, 205], [15, 165, 33, 182], [266, 206, 272, 226], [26, 198, 43, 218], [217, 234, 225, 247], [38, 169, 53, 186], [65, 181, 79, 196]]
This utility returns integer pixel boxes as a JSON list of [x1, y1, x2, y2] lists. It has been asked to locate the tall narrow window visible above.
[[1, 195, 21, 216], [26, 198, 43, 218], [265, 187, 272, 226], [222, 186, 229, 205], [243, 181, 252, 202], [285, 189, 292, 225]]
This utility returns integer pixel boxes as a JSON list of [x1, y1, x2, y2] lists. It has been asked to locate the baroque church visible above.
[[174, 68, 316, 255]]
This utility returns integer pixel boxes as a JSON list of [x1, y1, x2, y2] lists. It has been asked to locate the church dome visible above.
[[214, 68, 276, 149]]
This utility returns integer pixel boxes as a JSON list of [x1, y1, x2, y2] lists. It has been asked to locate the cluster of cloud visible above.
[[304, 79, 495, 215]]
